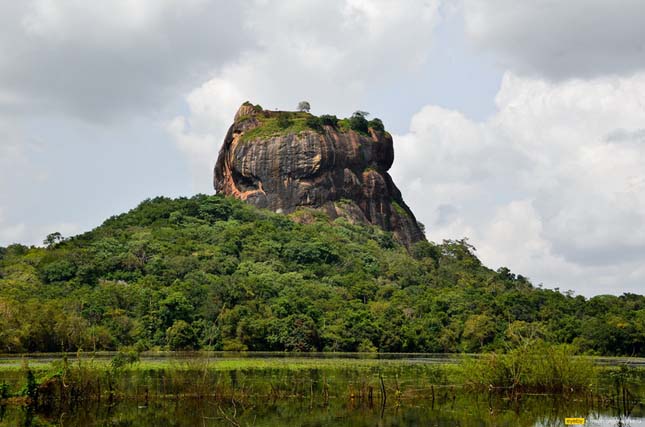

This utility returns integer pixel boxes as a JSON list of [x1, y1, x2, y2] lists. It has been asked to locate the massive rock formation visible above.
[[214, 103, 426, 247]]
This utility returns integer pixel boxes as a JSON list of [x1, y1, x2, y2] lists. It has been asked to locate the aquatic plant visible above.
[[460, 341, 597, 394]]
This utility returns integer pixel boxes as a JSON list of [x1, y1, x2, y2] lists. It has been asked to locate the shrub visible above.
[[368, 118, 384, 132], [110, 348, 140, 370], [357, 339, 377, 353], [22, 368, 38, 401], [305, 116, 323, 132], [222, 338, 248, 351], [276, 113, 292, 129], [0, 381, 9, 399], [349, 111, 369, 134], [460, 341, 597, 393], [319, 114, 339, 127]]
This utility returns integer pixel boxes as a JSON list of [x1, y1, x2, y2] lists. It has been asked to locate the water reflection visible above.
[[0, 353, 643, 426], [1, 392, 643, 427]]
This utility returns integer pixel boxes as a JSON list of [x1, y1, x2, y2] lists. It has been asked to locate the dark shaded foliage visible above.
[[305, 116, 323, 132], [349, 111, 369, 134], [276, 113, 292, 129], [319, 115, 339, 128], [368, 118, 385, 132]]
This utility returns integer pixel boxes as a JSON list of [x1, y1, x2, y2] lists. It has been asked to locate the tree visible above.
[[349, 111, 369, 134], [297, 101, 311, 112], [319, 115, 338, 127], [268, 314, 319, 351], [41, 259, 77, 283], [368, 118, 384, 131], [0, 193, 643, 356], [159, 292, 194, 328], [462, 314, 495, 351], [43, 232, 64, 248], [166, 320, 198, 350]]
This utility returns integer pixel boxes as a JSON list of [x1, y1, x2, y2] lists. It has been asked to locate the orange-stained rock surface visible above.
[[214, 104, 426, 247]]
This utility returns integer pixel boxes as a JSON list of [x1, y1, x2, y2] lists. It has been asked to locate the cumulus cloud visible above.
[[167, 1, 645, 294], [3, 0, 644, 297], [167, 78, 247, 192], [0, 213, 82, 247], [0, 120, 36, 209], [0, 208, 26, 246], [169, 0, 442, 193], [0, 120, 83, 246], [463, 0, 645, 80], [0, 0, 252, 121], [391, 72, 645, 295]]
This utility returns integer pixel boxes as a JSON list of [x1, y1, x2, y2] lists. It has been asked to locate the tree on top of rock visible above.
[[297, 101, 311, 112], [349, 111, 370, 134]]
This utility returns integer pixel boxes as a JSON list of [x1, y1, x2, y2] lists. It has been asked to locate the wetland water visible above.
[[0, 353, 643, 426]]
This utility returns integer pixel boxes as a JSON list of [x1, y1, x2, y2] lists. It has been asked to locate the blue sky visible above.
[[2, 0, 645, 296]]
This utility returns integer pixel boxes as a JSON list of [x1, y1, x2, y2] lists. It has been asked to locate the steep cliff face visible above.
[[214, 103, 426, 247]]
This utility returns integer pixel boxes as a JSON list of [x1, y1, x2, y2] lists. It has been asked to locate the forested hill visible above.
[[0, 195, 643, 355]]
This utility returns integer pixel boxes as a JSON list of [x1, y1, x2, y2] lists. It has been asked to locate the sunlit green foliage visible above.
[[461, 340, 597, 392], [239, 112, 312, 142], [239, 108, 385, 142], [0, 195, 642, 355]]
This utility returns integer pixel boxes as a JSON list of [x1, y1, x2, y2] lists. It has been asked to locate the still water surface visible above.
[[0, 353, 642, 427], [2, 394, 642, 426]]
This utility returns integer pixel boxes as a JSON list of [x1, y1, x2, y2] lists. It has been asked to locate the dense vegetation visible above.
[[0, 195, 643, 355]]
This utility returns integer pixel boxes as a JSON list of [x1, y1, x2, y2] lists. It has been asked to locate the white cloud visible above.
[[0, 0, 252, 120], [0, 206, 83, 247], [2, 0, 643, 298], [0, 120, 36, 203], [169, 0, 442, 193], [168, 78, 247, 193], [463, 0, 645, 80], [0, 207, 26, 246], [392, 71, 645, 295], [0, 124, 83, 247], [167, 2, 645, 295]]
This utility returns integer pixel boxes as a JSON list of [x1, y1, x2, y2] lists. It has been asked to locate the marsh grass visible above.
[[1, 356, 456, 410], [0, 346, 642, 413], [460, 342, 598, 394]]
